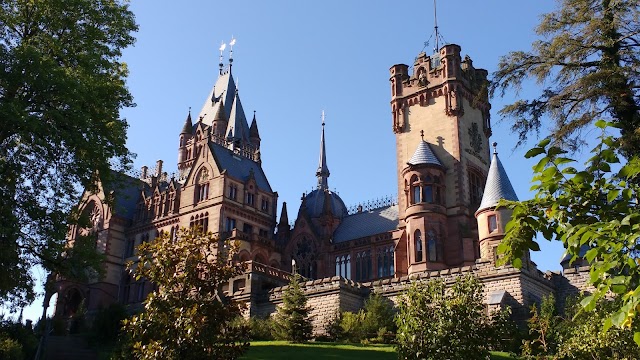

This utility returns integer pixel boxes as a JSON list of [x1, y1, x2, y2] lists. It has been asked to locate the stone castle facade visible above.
[[54, 43, 592, 334]]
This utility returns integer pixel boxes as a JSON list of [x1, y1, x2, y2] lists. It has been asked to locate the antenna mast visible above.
[[433, 0, 439, 53]]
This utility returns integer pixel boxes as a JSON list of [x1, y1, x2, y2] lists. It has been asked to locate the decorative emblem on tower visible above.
[[468, 122, 483, 155]]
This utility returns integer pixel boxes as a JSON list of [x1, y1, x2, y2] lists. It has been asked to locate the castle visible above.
[[54, 42, 591, 333]]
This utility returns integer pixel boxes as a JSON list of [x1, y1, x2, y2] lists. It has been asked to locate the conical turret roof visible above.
[[477, 143, 518, 213], [407, 138, 442, 166], [181, 110, 193, 134]]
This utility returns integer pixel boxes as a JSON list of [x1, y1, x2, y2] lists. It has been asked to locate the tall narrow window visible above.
[[488, 215, 498, 233], [410, 175, 420, 204], [415, 230, 423, 262], [469, 170, 484, 208], [229, 184, 238, 200], [246, 192, 255, 206], [428, 230, 437, 262]]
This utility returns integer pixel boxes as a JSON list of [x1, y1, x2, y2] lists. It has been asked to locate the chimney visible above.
[[140, 166, 148, 179], [156, 160, 163, 177]]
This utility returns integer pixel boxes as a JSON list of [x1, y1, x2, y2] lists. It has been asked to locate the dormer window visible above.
[[246, 192, 255, 206]]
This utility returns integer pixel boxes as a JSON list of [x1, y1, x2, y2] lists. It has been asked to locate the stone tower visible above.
[[390, 44, 491, 269]]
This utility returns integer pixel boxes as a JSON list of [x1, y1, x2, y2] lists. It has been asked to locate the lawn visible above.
[[241, 341, 519, 360]]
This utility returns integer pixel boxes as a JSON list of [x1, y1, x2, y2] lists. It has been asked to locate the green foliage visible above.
[[0, 337, 23, 360], [232, 316, 275, 341], [491, 0, 640, 156], [0, 0, 138, 309], [522, 295, 560, 357], [272, 273, 313, 343], [122, 227, 249, 360], [395, 275, 492, 360], [320, 312, 343, 342], [498, 125, 640, 343], [90, 303, 128, 343], [557, 297, 640, 359], [0, 318, 37, 360], [336, 294, 396, 344]]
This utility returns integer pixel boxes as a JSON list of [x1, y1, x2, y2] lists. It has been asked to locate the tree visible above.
[[498, 121, 640, 343], [0, 0, 137, 308], [557, 296, 640, 359], [121, 228, 249, 360], [491, 0, 640, 157], [272, 273, 313, 343], [395, 275, 492, 360], [522, 294, 560, 357]]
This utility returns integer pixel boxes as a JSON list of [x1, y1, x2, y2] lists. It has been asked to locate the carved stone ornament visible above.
[[468, 122, 483, 155]]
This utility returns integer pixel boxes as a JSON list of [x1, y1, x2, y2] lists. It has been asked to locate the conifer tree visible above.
[[491, 0, 640, 157], [273, 273, 313, 342]]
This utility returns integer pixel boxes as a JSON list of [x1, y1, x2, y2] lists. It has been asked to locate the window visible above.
[[190, 213, 209, 232], [355, 250, 372, 281], [415, 230, 423, 262], [259, 229, 269, 238], [428, 230, 438, 262], [261, 198, 270, 212], [411, 175, 420, 204], [335, 254, 351, 279], [229, 184, 238, 200], [246, 192, 255, 206], [488, 215, 498, 233], [243, 223, 253, 235], [196, 183, 209, 202], [377, 246, 394, 278], [469, 170, 484, 207], [121, 275, 132, 303], [137, 281, 146, 302], [225, 217, 236, 232], [125, 238, 135, 257]]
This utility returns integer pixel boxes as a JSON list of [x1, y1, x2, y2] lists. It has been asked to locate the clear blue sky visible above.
[[17, 0, 581, 322]]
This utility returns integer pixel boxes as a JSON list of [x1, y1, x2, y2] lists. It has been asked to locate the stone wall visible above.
[[241, 260, 590, 336]]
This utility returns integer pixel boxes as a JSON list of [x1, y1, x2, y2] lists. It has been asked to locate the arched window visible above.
[[415, 230, 423, 262], [410, 175, 420, 204], [428, 230, 437, 262]]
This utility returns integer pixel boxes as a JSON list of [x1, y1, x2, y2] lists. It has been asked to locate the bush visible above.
[[248, 317, 274, 341], [339, 311, 364, 343], [90, 303, 128, 343], [320, 312, 343, 342], [395, 275, 492, 360], [0, 337, 23, 360]]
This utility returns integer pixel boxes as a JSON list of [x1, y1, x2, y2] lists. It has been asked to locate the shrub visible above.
[[395, 275, 491, 360], [0, 337, 23, 360], [90, 303, 128, 342], [248, 317, 274, 341], [339, 311, 364, 343], [272, 273, 312, 342]]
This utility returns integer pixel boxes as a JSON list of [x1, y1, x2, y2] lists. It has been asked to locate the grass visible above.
[[241, 341, 520, 360]]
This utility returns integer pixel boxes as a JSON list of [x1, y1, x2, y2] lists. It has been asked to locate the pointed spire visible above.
[[181, 107, 193, 134], [316, 111, 330, 190], [407, 130, 442, 166], [279, 202, 289, 226], [250, 111, 260, 137], [213, 99, 227, 123], [477, 142, 519, 213]]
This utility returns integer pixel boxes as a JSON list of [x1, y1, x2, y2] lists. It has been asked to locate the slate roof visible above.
[[301, 189, 348, 219], [333, 205, 399, 243], [198, 71, 251, 144], [477, 152, 518, 213], [102, 171, 144, 220], [209, 141, 272, 192], [407, 141, 442, 167]]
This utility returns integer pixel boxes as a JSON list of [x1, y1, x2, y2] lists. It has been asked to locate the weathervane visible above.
[[229, 36, 237, 65], [218, 41, 226, 74]]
